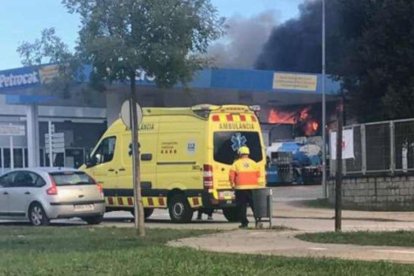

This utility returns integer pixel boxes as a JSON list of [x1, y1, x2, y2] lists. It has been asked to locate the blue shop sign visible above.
[[0, 64, 341, 96], [0, 67, 40, 90], [0, 64, 61, 93]]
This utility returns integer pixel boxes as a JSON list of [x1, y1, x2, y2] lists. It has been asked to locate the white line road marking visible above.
[[308, 247, 328, 251], [374, 250, 414, 255]]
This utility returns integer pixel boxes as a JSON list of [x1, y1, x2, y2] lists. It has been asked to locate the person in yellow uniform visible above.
[[229, 146, 260, 228]]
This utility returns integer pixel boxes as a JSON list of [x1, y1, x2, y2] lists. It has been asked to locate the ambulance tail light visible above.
[[203, 164, 213, 189]]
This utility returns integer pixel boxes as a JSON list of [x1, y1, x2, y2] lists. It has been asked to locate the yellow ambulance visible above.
[[82, 104, 266, 222]]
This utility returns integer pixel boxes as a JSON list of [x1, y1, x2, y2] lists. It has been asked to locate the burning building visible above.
[[261, 104, 328, 139]]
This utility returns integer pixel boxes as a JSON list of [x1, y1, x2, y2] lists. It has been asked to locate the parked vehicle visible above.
[[266, 141, 322, 186], [0, 168, 105, 226], [82, 104, 266, 223]]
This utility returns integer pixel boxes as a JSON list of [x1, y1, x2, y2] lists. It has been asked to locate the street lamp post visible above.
[[321, 0, 327, 198]]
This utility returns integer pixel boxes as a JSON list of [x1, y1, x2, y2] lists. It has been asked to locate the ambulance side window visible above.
[[90, 136, 116, 166]]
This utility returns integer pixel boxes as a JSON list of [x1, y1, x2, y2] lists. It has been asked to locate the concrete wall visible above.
[[328, 175, 414, 210]]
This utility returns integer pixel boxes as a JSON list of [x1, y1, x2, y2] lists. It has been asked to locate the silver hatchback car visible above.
[[0, 167, 105, 226]]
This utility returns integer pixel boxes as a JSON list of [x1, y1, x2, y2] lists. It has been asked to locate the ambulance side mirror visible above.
[[85, 154, 98, 168]]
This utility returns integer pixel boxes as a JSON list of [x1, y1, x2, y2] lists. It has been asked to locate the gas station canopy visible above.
[[0, 64, 340, 107]]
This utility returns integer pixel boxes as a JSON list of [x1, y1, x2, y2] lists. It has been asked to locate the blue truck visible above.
[[266, 141, 322, 185]]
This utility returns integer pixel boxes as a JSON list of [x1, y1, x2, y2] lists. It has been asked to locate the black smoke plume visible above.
[[208, 11, 278, 69], [255, 0, 341, 74]]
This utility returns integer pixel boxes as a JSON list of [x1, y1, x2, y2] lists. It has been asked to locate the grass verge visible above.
[[1, 226, 414, 275], [297, 230, 414, 247]]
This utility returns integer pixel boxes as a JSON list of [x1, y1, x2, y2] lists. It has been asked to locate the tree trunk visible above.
[[335, 98, 343, 232], [130, 71, 145, 237]]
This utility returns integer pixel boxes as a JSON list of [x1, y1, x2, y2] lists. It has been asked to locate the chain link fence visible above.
[[330, 119, 414, 176]]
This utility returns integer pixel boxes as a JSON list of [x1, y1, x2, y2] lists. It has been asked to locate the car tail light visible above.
[[203, 164, 213, 189], [89, 175, 104, 196], [47, 175, 58, 195], [96, 183, 104, 196]]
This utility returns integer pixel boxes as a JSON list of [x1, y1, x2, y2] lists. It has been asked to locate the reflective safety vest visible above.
[[229, 157, 260, 190]]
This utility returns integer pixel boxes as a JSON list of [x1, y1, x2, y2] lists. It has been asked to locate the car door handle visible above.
[[24, 192, 31, 195], [119, 168, 126, 171], [3, 192, 8, 195], [108, 169, 115, 172]]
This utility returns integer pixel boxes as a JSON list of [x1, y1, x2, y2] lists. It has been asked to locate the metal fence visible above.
[[330, 119, 414, 176]]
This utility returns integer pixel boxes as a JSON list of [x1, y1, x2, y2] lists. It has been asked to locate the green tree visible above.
[[63, 0, 223, 87], [17, 28, 71, 66], [16, 27, 82, 98], [62, 0, 223, 236], [340, 0, 414, 121]]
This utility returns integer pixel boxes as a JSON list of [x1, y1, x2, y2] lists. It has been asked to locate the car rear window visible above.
[[214, 131, 263, 165], [50, 171, 96, 186]]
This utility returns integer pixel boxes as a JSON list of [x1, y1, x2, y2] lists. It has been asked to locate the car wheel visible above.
[[223, 207, 241, 222], [29, 203, 50, 226], [168, 194, 193, 223], [82, 215, 104, 225]]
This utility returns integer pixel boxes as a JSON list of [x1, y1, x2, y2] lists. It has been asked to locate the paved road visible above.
[[166, 184, 414, 264], [101, 184, 324, 230], [169, 230, 414, 264], [3, 185, 414, 263], [272, 184, 323, 202], [3, 184, 414, 232], [0, 184, 323, 228]]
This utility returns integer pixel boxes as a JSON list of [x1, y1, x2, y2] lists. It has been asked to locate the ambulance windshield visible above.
[[213, 131, 263, 165]]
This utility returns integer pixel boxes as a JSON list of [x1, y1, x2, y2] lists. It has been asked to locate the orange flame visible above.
[[268, 109, 296, 124], [304, 120, 319, 136], [267, 106, 319, 136]]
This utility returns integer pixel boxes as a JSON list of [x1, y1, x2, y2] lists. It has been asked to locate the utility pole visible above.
[[321, 0, 328, 198], [130, 72, 145, 237], [335, 98, 343, 232]]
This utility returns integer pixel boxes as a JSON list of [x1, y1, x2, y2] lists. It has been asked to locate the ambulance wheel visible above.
[[223, 207, 241, 222], [144, 208, 154, 219], [168, 194, 193, 223], [130, 208, 154, 220]]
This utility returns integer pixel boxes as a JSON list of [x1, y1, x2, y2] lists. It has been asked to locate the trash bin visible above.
[[252, 188, 273, 228]]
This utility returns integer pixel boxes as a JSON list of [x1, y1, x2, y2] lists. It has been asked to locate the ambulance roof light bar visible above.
[[191, 104, 219, 119], [249, 105, 261, 112], [191, 104, 219, 111], [249, 105, 261, 119]]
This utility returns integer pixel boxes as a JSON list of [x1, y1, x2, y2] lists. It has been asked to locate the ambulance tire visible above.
[[130, 208, 154, 220], [144, 208, 154, 219], [223, 207, 241, 222], [168, 194, 194, 223]]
